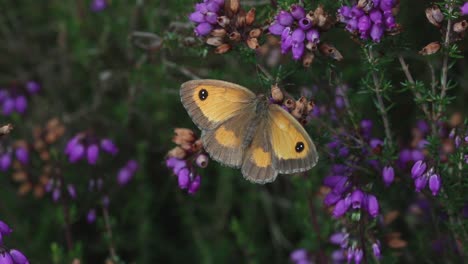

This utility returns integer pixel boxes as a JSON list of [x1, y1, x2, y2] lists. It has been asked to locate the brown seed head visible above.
[[211, 28, 227, 37], [246, 38, 259, 49], [246, 8, 256, 25], [168, 146, 187, 159], [454, 20, 468, 33], [302, 52, 315, 67], [206, 37, 224, 47], [270, 84, 284, 103], [319, 43, 343, 61], [284, 98, 296, 110], [229, 31, 241, 42], [425, 6, 444, 27], [249, 28, 262, 38], [217, 16, 230, 28], [215, 43, 231, 54], [419, 42, 440, 55]]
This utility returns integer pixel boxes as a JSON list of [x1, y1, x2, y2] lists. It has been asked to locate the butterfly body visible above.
[[180, 79, 318, 183]]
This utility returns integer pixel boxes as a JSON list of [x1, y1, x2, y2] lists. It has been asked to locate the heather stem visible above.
[[62, 201, 74, 251], [102, 206, 117, 260], [367, 47, 393, 146], [437, 2, 453, 117]]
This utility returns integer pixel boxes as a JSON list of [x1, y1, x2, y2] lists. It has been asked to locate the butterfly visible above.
[[180, 79, 318, 184]]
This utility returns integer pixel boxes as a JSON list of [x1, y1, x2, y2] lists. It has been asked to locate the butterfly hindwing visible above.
[[180, 79, 256, 130], [267, 104, 318, 174]]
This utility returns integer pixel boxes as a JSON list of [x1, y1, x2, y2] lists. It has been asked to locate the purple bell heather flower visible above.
[[0, 154, 11, 171], [331, 250, 346, 262], [0, 90, 8, 102], [351, 6, 365, 18], [455, 136, 461, 148], [367, 194, 379, 217], [205, 12, 218, 24], [195, 3, 208, 13], [9, 250, 28, 264], [15, 147, 29, 165], [277, 11, 294, 26], [195, 154, 209, 168], [87, 209, 96, 223], [339, 6, 352, 19], [370, 23, 384, 42], [102, 196, 110, 208], [26, 81, 40, 94], [298, 18, 313, 30], [335, 96, 345, 109], [338, 147, 349, 157], [0, 252, 13, 264], [188, 176, 201, 194], [465, 136, 468, 142], [333, 198, 350, 218], [370, 9, 383, 24], [411, 160, 427, 178], [354, 248, 363, 264], [292, 42, 304, 60], [0, 221, 12, 236], [324, 191, 341, 206], [291, 28, 306, 43], [429, 174, 441, 196], [462, 3, 468, 15], [370, 138, 383, 149], [290, 4, 306, 20], [358, 15, 371, 32], [52, 188, 61, 202], [206, 1, 220, 12], [373, 0, 381, 6], [281, 35, 293, 54], [65, 136, 79, 154], [2, 98, 15, 115], [384, 14, 396, 28], [332, 177, 349, 194], [411, 149, 425, 161], [91, 0, 107, 12], [382, 166, 394, 186], [372, 242, 381, 258], [117, 167, 133, 186], [329, 232, 347, 246], [87, 144, 99, 165], [449, 129, 456, 139], [323, 175, 345, 188], [417, 139, 429, 149], [126, 160, 138, 172], [290, 249, 308, 262], [347, 248, 355, 263], [414, 176, 428, 192], [346, 18, 358, 32], [380, 0, 395, 11], [194, 23, 213, 36], [351, 189, 365, 209], [360, 119, 373, 134], [306, 29, 320, 43], [269, 22, 285, 35], [189, 11, 205, 23], [100, 139, 118, 155], [45, 180, 53, 192], [166, 157, 186, 174], [68, 143, 85, 163], [416, 120, 430, 134], [399, 149, 412, 163], [67, 184, 77, 199], [14, 96, 27, 114], [281, 27, 291, 40], [177, 168, 190, 189]]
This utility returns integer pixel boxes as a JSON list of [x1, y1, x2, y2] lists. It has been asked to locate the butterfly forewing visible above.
[[180, 80, 256, 130], [267, 104, 318, 174]]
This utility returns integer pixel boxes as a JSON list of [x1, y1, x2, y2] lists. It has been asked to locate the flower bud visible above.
[[302, 52, 315, 67], [453, 20, 468, 33], [411, 160, 427, 178], [278, 11, 294, 26], [206, 37, 224, 46], [270, 84, 284, 102], [290, 4, 306, 20], [229, 31, 241, 42], [319, 43, 343, 61], [419, 42, 440, 55], [211, 28, 227, 37], [228, 0, 240, 14], [215, 43, 231, 54], [425, 6, 444, 27], [195, 154, 209, 168], [246, 8, 256, 25], [246, 38, 259, 49], [429, 174, 441, 196], [249, 28, 262, 38], [217, 16, 230, 27]]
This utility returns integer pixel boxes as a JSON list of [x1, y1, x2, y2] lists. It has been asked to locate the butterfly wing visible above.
[[267, 104, 318, 174], [201, 108, 257, 168], [180, 79, 256, 130], [241, 119, 277, 183]]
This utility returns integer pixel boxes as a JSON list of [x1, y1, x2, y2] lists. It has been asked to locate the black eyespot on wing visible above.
[[198, 88, 208, 100], [295, 142, 304, 153]]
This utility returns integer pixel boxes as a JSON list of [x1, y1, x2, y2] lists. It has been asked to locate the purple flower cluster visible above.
[[338, 0, 397, 42], [268, 5, 320, 60], [90, 0, 107, 12], [65, 134, 118, 164], [45, 178, 77, 203], [189, 0, 224, 36], [0, 81, 40, 116], [166, 157, 203, 194], [0, 146, 29, 172], [0, 220, 29, 264], [411, 161, 441, 196], [329, 231, 381, 263], [290, 248, 312, 264], [117, 160, 138, 186]]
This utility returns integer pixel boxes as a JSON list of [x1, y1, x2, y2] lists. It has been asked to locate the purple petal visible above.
[[9, 250, 29, 264], [86, 144, 99, 165], [429, 174, 441, 196], [0, 154, 12, 171], [2, 98, 15, 115], [268, 22, 285, 35], [14, 96, 28, 114], [290, 4, 306, 20], [189, 11, 205, 23], [15, 147, 29, 165], [26, 81, 40, 94], [366, 194, 379, 217], [100, 139, 118, 155], [194, 23, 213, 36], [177, 168, 190, 189], [68, 144, 85, 163]]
